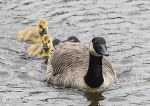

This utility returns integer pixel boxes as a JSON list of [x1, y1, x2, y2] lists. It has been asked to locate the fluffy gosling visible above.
[[27, 34, 53, 57], [17, 19, 49, 43]]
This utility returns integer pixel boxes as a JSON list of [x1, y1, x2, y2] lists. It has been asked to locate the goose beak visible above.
[[100, 45, 109, 56], [97, 45, 109, 56], [43, 44, 48, 51]]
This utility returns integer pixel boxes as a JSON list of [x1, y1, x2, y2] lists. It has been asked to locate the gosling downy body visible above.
[[17, 19, 49, 43], [27, 34, 53, 57], [46, 37, 116, 92]]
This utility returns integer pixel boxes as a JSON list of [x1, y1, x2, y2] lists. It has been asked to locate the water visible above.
[[0, 0, 150, 105]]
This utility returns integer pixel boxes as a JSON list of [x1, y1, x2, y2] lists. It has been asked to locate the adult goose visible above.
[[46, 37, 116, 92]]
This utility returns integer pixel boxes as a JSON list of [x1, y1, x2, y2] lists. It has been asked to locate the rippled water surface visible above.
[[0, 0, 150, 106]]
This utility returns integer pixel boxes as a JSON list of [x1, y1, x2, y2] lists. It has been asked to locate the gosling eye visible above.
[[48, 40, 50, 43], [39, 25, 43, 28]]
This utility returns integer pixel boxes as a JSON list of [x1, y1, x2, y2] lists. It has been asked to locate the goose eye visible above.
[[93, 41, 97, 45]]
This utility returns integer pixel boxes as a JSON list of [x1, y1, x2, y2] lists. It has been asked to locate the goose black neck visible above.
[[84, 53, 104, 88]]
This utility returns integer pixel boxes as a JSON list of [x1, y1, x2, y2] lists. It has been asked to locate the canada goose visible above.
[[46, 37, 116, 92], [27, 34, 53, 57], [17, 19, 49, 43], [52, 36, 80, 46]]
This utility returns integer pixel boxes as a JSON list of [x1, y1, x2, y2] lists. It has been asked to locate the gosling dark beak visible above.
[[96, 45, 109, 56], [43, 44, 48, 51], [43, 29, 47, 34]]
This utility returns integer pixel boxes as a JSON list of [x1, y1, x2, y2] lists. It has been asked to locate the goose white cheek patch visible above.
[[89, 42, 101, 56]]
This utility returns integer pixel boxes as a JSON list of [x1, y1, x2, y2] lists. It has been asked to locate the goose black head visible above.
[[90, 37, 109, 56]]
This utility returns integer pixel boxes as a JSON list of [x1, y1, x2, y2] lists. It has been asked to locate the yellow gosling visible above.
[[41, 34, 53, 57], [27, 34, 53, 57], [17, 19, 49, 43]]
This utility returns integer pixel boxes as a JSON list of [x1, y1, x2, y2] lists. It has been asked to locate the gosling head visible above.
[[37, 19, 48, 36], [42, 34, 51, 52], [41, 34, 53, 57], [90, 37, 109, 57]]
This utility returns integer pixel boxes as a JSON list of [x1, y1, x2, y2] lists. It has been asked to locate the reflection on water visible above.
[[0, 0, 150, 105], [84, 92, 105, 106]]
